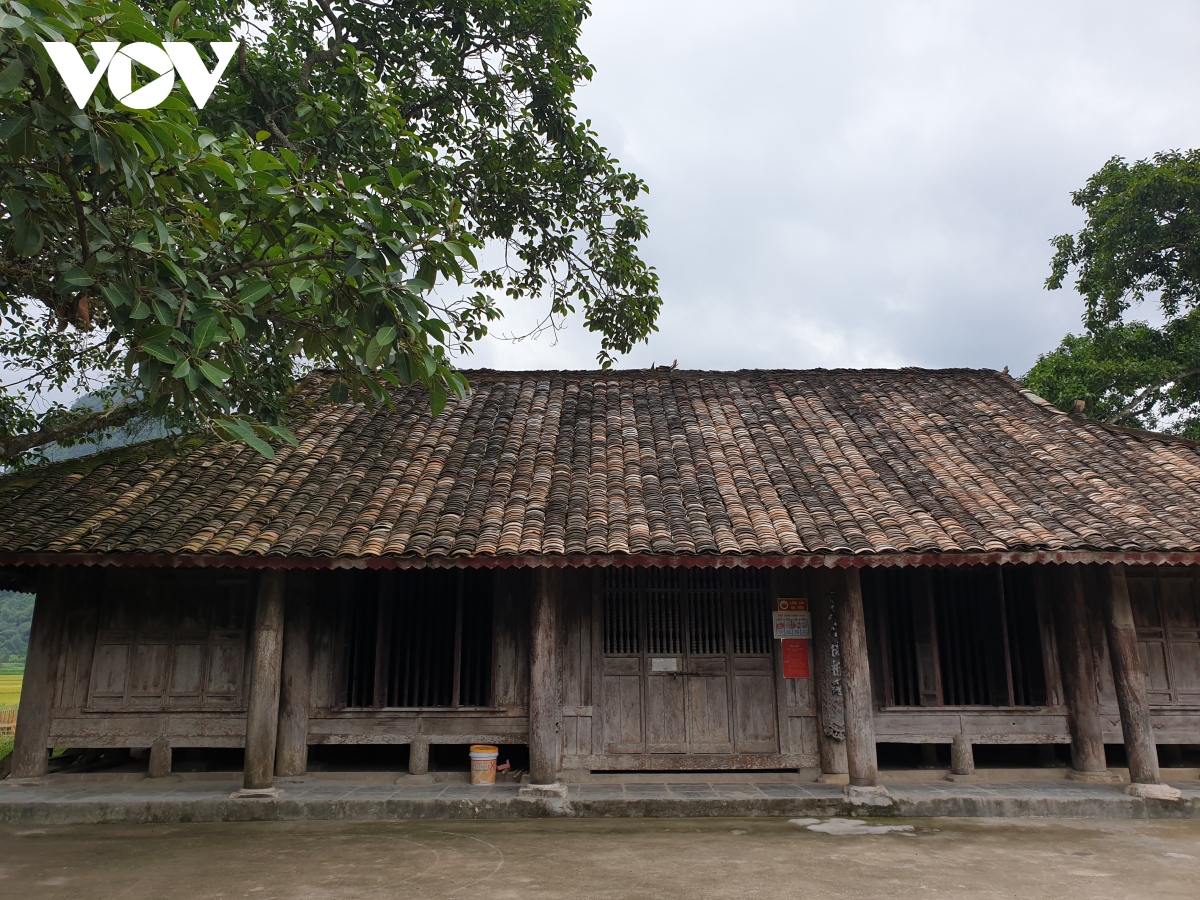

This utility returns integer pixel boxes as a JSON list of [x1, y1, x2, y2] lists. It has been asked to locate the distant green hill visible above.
[[0, 592, 33, 664]]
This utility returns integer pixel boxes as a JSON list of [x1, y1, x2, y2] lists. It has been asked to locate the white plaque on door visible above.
[[650, 657, 680, 672]]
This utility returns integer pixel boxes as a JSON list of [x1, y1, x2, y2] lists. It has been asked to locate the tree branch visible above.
[[1106, 366, 1200, 424], [1, 400, 145, 460], [210, 252, 334, 279]]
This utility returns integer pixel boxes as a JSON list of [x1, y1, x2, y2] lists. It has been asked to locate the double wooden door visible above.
[[600, 568, 779, 756]]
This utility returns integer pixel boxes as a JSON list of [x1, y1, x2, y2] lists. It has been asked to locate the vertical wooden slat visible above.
[[452, 571, 464, 708], [997, 568, 1016, 707], [373, 572, 393, 709]]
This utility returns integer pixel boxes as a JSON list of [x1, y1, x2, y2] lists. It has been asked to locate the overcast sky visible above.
[[466, 0, 1200, 375]]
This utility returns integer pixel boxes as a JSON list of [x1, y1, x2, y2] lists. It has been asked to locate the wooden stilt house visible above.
[[2, 368, 1199, 789]]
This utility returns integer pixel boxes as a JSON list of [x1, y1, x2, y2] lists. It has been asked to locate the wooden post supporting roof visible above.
[[1101, 563, 1161, 786], [528, 567, 562, 786], [809, 569, 848, 778], [833, 567, 879, 787], [243, 569, 287, 792], [10, 568, 67, 779], [1052, 565, 1109, 776], [274, 573, 314, 778]]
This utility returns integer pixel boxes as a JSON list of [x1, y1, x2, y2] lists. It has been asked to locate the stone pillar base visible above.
[[148, 738, 171, 778], [518, 782, 568, 799], [230, 787, 281, 800], [1066, 769, 1122, 784], [1125, 783, 1182, 801], [844, 784, 892, 807], [944, 773, 981, 783], [816, 772, 849, 785]]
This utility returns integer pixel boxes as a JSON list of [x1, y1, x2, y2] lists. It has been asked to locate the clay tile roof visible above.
[[3, 367, 1200, 565]]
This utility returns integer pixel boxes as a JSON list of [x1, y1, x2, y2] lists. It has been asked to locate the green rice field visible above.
[[0, 671, 21, 708], [0, 668, 19, 761]]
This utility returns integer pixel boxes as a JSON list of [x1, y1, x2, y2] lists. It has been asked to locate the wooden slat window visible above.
[[863, 565, 1047, 708], [601, 568, 770, 657], [337, 569, 493, 709]]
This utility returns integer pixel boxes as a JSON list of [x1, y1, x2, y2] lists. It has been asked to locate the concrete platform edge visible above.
[[1, 792, 1198, 826]]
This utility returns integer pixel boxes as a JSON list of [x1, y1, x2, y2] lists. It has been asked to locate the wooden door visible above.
[[599, 568, 777, 758]]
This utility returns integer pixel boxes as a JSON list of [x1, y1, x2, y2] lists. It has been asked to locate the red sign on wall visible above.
[[782, 638, 810, 679]]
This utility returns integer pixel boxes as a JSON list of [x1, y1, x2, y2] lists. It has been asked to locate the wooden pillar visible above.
[[809, 570, 848, 776], [528, 567, 562, 786], [274, 573, 314, 777], [1101, 563, 1160, 785], [1052, 565, 1109, 774], [11, 568, 68, 779], [243, 569, 287, 791], [833, 567, 878, 786]]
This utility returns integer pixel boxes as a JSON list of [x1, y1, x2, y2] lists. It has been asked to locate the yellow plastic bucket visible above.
[[469, 744, 499, 785]]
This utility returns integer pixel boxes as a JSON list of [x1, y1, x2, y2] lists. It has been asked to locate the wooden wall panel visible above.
[[492, 569, 530, 710], [561, 569, 594, 757]]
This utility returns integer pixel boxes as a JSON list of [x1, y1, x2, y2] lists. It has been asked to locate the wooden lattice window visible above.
[[864, 565, 1048, 708], [602, 568, 771, 656], [338, 569, 493, 709]]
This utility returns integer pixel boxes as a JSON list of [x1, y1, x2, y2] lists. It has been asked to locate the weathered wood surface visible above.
[[1051, 565, 1108, 773], [567, 752, 819, 771], [48, 713, 248, 746], [528, 567, 562, 784], [873, 709, 1071, 743], [560, 570, 595, 759], [243, 570, 286, 790], [12, 568, 69, 777], [835, 567, 879, 786], [1102, 563, 1161, 785], [807, 569, 848, 775], [491, 569, 530, 710], [275, 573, 314, 777]]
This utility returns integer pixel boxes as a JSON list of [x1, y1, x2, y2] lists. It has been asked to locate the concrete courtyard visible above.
[[1, 816, 1198, 899]]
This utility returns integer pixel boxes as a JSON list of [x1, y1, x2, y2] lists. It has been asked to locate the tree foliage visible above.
[[1027, 152, 1200, 437], [0, 591, 33, 664], [0, 0, 659, 464]]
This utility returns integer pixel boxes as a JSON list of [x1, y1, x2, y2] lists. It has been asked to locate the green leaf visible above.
[[429, 380, 447, 416], [142, 341, 180, 364], [192, 317, 230, 350], [168, 0, 191, 26], [329, 380, 349, 403], [172, 358, 191, 379], [63, 266, 93, 287], [0, 59, 24, 94], [375, 325, 397, 347], [197, 359, 232, 386], [238, 281, 272, 305], [215, 418, 275, 459]]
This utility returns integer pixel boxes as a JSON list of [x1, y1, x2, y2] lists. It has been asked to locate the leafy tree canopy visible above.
[[1026, 152, 1200, 438], [0, 0, 659, 464]]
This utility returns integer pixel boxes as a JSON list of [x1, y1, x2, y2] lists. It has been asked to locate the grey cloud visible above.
[[469, 0, 1200, 374]]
